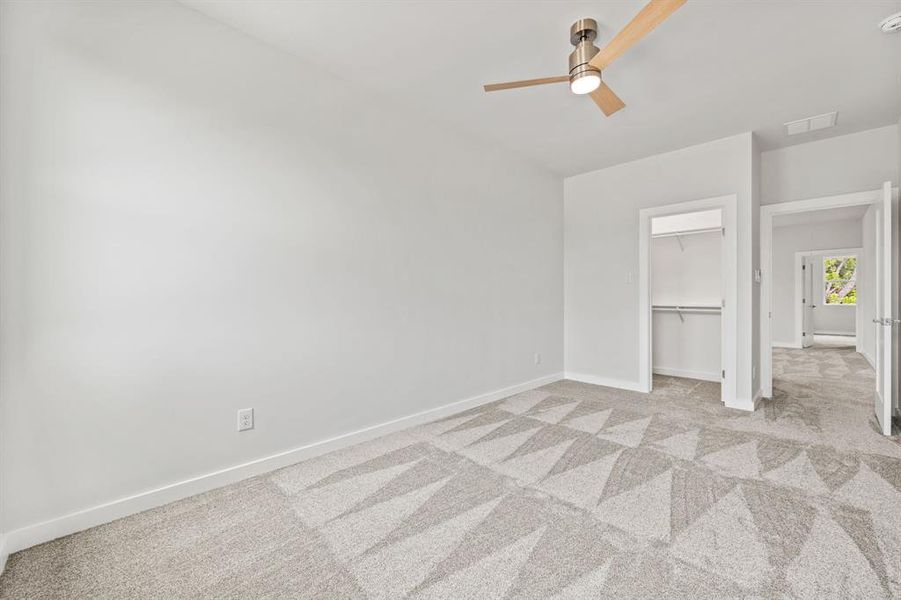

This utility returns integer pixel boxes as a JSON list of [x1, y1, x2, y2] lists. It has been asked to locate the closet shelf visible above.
[[652, 226, 723, 252], [651, 227, 723, 239]]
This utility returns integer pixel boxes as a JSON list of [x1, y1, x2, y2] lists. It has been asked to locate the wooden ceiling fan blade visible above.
[[589, 0, 686, 71], [483, 76, 569, 92], [589, 82, 625, 116]]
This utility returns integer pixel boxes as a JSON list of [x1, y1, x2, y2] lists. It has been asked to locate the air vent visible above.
[[784, 111, 838, 136]]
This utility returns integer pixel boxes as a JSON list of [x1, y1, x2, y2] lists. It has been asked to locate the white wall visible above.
[[771, 219, 863, 344], [652, 232, 722, 306], [0, 1, 564, 537], [653, 313, 721, 381], [761, 125, 899, 204], [564, 133, 755, 404], [651, 231, 722, 381]]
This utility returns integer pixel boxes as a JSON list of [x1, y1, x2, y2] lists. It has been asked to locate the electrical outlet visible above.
[[237, 408, 254, 432], [534, 353, 542, 365]]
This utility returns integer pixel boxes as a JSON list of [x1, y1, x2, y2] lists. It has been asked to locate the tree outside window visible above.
[[823, 255, 857, 305]]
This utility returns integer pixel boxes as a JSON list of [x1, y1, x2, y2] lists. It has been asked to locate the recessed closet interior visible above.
[[650, 209, 724, 389]]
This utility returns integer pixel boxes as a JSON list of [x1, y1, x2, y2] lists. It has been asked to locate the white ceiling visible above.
[[773, 204, 869, 228], [182, 0, 901, 176]]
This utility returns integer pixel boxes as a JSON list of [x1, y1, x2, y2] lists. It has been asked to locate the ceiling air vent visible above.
[[784, 111, 838, 136]]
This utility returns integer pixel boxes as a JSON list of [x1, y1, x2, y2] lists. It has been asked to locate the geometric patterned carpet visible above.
[[2, 347, 900, 599]]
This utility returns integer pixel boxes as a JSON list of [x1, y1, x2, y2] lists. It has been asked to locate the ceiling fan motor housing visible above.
[[568, 18, 601, 79]]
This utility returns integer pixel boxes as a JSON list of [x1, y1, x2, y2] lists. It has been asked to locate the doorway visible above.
[[650, 210, 723, 384], [639, 195, 738, 407], [760, 185, 899, 436], [795, 248, 862, 351]]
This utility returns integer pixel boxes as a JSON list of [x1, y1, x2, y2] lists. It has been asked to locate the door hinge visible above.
[[721, 369, 725, 379], [802, 264, 806, 270]]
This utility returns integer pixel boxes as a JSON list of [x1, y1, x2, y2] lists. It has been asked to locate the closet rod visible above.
[[652, 305, 721, 309], [652, 305, 721, 311], [651, 226, 723, 239], [652, 305, 721, 323], [651, 306, 722, 313]]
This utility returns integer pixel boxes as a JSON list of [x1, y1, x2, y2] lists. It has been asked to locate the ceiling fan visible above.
[[483, 0, 685, 117]]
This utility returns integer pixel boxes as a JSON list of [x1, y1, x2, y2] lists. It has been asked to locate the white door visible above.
[[875, 181, 896, 436], [801, 257, 815, 348]]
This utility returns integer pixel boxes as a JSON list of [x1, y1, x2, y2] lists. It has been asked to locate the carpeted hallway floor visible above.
[[2, 347, 900, 599]]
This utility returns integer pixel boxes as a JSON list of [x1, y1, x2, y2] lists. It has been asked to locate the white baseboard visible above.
[[3, 372, 563, 556], [652, 366, 720, 383], [563, 372, 643, 392], [725, 391, 759, 412], [772, 341, 802, 349], [814, 331, 855, 337]]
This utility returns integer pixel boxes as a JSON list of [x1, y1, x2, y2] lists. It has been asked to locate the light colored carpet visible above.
[[812, 334, 856, 348], [2, 347, 900, 599]]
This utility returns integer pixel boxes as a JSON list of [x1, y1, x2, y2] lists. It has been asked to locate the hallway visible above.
[[767, 346, 899, 449]]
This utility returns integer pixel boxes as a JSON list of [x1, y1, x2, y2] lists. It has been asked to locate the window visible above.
[[823, 255, 857, 305]]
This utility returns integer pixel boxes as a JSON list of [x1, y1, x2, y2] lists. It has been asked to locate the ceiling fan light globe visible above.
[[570, 71, 601, 95]]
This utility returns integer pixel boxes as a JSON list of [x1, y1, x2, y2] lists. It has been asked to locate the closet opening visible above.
[[638, 195, 739, 408], [651, 210, 724, 394]]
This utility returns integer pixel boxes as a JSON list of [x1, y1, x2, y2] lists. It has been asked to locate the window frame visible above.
[[821, 254, 858, 307]]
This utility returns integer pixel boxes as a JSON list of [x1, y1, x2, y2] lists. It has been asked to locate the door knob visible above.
[[872, 318, 900, 325]]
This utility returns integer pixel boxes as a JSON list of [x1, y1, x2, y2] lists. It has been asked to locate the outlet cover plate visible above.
[[237, 408, 254, 432]]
